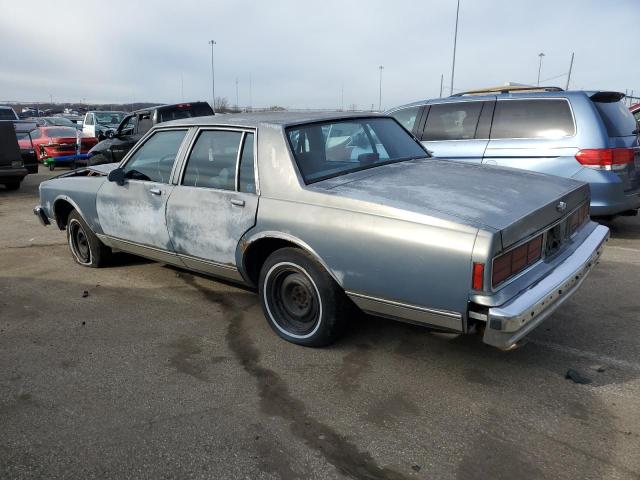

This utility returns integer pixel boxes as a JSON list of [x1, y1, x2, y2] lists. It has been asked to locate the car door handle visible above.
[[230, 199, 245, 207], [149, 188, 162, 195]]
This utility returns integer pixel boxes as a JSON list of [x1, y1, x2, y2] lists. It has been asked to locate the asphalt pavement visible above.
[[1, 168, 639, 479]]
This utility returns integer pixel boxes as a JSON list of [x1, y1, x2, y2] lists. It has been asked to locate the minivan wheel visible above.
[[66, 210, 111, 267], [259, 247, 349, 347]]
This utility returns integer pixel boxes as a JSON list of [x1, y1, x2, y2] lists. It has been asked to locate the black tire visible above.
[[4, 181, 21, 191], [66, 210, 111, 268], [258, 247, 350, 347], [48, 163, 55, 171]]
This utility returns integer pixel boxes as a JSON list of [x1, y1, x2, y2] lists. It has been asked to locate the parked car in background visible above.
[[34, 112, 608, 350], [18, 126, 98, 167], [388, 86, 640, 218], [87, 102, 214, 165], [0, 105, 19, 120], [0, 122, 27, 190], [630, 103, 640, 123], [37, 116, 82, 130], [82, 111, 126, 140]]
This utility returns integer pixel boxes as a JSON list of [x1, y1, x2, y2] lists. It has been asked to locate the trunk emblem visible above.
[[556, 201, 567, 213]]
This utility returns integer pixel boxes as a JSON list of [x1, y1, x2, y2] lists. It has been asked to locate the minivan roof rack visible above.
[[450, 85, 564, 97]]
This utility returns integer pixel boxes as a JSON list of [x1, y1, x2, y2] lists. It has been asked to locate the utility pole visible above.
[[378, 65, 384, 111], [249, 74, 252, 111], [208, 40, 216, 109], [537, 52, 545, 86], [450, 0, 460, 96], [235, 77, 239, 110], [565, 52, 574, 90], [439, 74, 444, 98]]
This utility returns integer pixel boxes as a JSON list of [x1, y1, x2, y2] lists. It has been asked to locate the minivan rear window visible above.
[[491, 99, 575, 139], [159, 103, 214, 122], [593, 100, 637, 137]]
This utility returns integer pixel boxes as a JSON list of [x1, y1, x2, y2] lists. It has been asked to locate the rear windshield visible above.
[[0, 108, 17, 120], [159, 104, 214, 122], [593, 100, 638, 137], [286, 117, 427, 184], [45, 127, 78, 137], [95, 112, 125, 125]]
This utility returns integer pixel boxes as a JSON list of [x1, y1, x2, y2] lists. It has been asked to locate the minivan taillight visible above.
[[575, 148, 634, 171]]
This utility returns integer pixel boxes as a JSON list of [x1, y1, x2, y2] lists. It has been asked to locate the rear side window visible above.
[[491, 99, 575, 139], [593, 100, 637, 137], [0, 108, 17, 120], [422, 102, 482, 141], [182, 130, 242, 190], [390, 106, 421, 132]]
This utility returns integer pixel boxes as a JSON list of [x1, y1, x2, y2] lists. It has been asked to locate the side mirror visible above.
[[107, 167, 126, 186]]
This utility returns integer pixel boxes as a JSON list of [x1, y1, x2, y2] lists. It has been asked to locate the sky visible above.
[[1, 0, 638, 110]]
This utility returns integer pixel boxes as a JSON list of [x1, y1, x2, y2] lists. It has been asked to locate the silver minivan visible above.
[[388, 87, 640, 217]]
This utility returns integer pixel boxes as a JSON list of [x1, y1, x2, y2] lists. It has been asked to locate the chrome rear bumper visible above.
[[33, 206, 50, 226], [482, 224, 609, 349]]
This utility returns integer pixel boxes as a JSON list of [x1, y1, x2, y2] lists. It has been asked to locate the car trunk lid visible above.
[[311, 158, 589, 249]]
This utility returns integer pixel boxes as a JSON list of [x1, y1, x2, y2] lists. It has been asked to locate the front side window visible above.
[[390, 106, 421, 132], [182, 130, 242, 190], [287, 117, 426, 184], [491, 99, 575, 139], [422, 102, 483, 141], [119, 115, 137, 135], [123, 129, 187, 183]]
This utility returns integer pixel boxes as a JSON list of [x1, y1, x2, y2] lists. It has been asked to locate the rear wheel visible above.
[[259, 247, 350, 347], [4, 181, 21, 191], [66, 210, 111, 267]]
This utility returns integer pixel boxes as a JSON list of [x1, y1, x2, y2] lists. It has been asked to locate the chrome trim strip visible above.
[[346, 291, 463, 332], [178, 252, 238, 271]]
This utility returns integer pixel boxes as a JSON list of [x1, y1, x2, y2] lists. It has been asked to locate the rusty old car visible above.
[[34, 112, 609, 349]]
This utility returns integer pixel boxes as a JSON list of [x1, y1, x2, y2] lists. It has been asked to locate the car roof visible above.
[[387, 90, 596, 112], [161, 111, 384, 129]]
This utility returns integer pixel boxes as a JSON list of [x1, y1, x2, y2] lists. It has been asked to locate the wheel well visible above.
[[53, 200, 75, 230], [242, 238, 301, 287]]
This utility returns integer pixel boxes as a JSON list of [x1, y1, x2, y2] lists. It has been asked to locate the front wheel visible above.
[[259, 247, 350, 347], [66, 210, 111, 267]]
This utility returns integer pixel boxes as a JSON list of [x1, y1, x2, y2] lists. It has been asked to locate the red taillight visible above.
[[575, 148, 635, 171], [472, 263, 484, 290], [492, 234, 543, 288]]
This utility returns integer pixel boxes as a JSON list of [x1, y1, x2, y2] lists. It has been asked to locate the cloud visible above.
[[1, 0, 638, 108]]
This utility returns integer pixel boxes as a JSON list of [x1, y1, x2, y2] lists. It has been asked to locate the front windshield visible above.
[[286, 117, 427, 184], [95, 112, 125, 125]]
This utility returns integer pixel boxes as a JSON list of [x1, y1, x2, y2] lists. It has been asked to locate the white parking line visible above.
[[530, 339, 640, 372]]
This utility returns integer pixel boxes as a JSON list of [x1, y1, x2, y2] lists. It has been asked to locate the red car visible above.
[[18, 126, 98, 163]]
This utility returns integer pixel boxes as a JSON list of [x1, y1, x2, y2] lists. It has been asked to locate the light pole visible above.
[[450, 0, 461, 96], [378, 65, 384, 111], [208, 40, 216, 109], [537, 52, 545, 86]]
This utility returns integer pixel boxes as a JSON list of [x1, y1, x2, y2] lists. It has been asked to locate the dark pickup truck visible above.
[[0, 120, 39, 190], [87, 102, 213, 165]]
